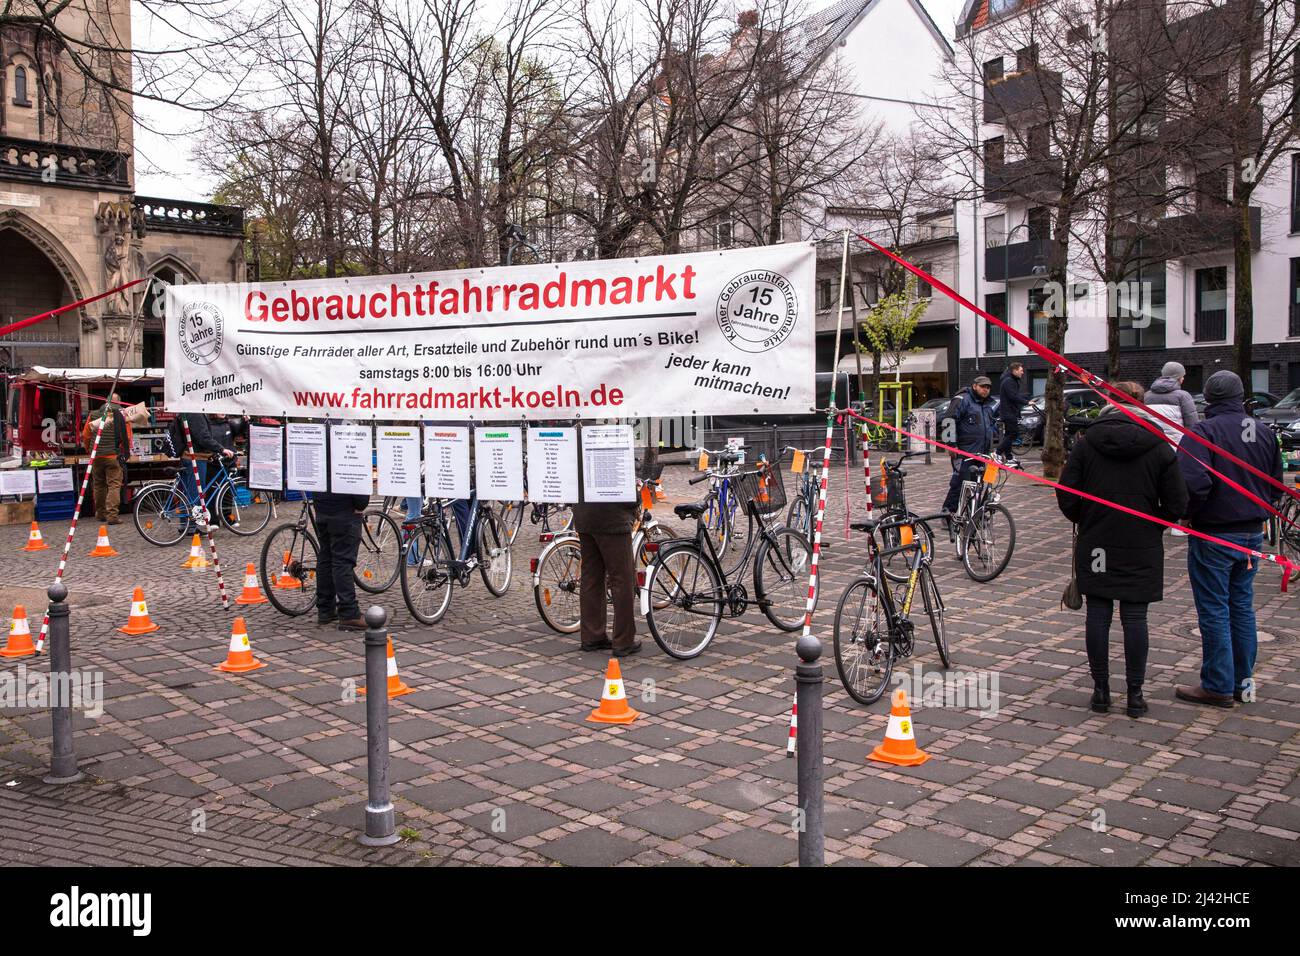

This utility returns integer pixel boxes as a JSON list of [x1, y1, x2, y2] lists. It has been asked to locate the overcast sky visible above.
[[132, 0, 969, 203]]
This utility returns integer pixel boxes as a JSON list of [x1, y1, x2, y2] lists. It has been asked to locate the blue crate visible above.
[[35, 490, 76, 521], [283, 489, 304, 501]]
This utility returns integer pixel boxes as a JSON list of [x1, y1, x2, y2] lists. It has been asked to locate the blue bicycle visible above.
[[132, 456, 273, 546]]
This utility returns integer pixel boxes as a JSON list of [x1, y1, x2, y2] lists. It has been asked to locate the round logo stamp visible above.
[[179, 301, 224, 365], [716, 270, 797, 354]]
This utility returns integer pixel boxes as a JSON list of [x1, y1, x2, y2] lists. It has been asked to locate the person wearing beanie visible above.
[[1144, 361, 1198, 445], [939, 374, 997, 516], [1175, 369, 1284, 708]]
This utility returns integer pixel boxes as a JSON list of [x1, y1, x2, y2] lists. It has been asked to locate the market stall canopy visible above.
[[13, 366, 165, 384], [836, 347, 947, 376]]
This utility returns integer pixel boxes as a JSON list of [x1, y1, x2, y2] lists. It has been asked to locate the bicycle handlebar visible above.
[[688, 472, 711, 485]]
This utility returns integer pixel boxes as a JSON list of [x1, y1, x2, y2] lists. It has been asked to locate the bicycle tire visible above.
[[705, 493, 732, 558], [753, 527, 814, 631], [133, 483, 191, 547], [961, 503, 1015, 582], [499, 500, 526, 545], [400, 524, 453, 624], [477, 506, 513, 596], [533, 537, 582, 633], [356, 510, 402, 593], [786, 494, 812, 542], [259, 524, 319, 616], [546, 504, 574, 534], [644, 543, 723, 660], [215, 478, 272, 537], [832, 576, 893, 706], [1276, 496, 1300, 583], [634, 519, 680, 567], [919, 564, 950, 667]]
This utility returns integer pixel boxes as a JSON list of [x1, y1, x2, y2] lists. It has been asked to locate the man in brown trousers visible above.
[[572, 500, 641, 656], [81, 392, 133, 525]]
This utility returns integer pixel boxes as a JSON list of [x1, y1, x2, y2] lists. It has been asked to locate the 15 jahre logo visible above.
[[716, 270, 797, 354], [179, 301, 223, 365]]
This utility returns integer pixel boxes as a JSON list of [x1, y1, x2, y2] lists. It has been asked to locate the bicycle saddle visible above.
[[850, 517, 883, 533], [675, 501, 708, 520]]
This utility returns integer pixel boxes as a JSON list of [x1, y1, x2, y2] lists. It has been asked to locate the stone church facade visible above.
[[0, 0, 244, 373]]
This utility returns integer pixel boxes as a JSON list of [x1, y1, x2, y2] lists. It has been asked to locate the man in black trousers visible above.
[[313, 489, 370, 630], [572, 500, 641, 656]]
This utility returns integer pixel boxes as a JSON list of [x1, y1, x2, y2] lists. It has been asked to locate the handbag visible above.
[[1061, 524, 1082, 610]]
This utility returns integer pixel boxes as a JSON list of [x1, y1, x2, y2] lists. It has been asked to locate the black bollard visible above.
[[359, 605, 399, 847], [795, 633, 824, 866], [43, 583, 83, 785], [925, 417, 933, 466]]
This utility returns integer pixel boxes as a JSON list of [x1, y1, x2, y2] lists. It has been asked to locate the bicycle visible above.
[[692, 448, 748, 575], [500, 499, 574, 545], [1267, 480, 1300, 584], [258, 497, 402, 616], [641, 464, 813, 659], [133, 454, 272, 545], [833, 512, 949, 706], [783, 444, 838, 543], [531, 480, 679, 633], [399, 491, 512, 625]]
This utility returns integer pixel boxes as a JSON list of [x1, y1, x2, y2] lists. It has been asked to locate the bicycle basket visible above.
[[735, 462, 787, 515], [869, 471, 906, 509]]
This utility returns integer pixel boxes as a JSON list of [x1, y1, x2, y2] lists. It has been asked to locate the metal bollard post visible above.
[[795, 634, 824, 866], [359, 605, 399, 847], [925, 418, 933, 466], [43, 583, 83, 785]]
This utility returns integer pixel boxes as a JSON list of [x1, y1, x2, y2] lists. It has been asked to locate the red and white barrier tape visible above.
[[0, 278, 147, 339]]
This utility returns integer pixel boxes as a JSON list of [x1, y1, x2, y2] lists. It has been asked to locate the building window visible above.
[[985, 293, 1008, 353], [1291, 153, 1300, 233], [1066, 23, 1091, 45], [1194, 266, 1228, 342], [816, 279, 833, 312], [1026, 207, 1050, 241], [1290, 257, 1300, 337], [1251, 361, 1270, 396], [1016, 45, 1038, 72], [12, 66, 31, 107], [1196, 167, 1229, 211], [1182, 366, 1203, 393], [983, 137, 1005, 169], [988, 0, 1019, 19], [1028, 287, 1052, 343], [915, 263, 933, 299], [985, 214, 1006, 248], [707, 212, 734, 249], [983, 57, 1004, 83], [1117, 260, 1167, 350], [1027, 124, 1050, 158]]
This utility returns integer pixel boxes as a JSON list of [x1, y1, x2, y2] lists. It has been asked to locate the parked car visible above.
[[1192, 390, 1281, 420], [1256, 387, 1300, 433], [1016, 388, 1105, 445]]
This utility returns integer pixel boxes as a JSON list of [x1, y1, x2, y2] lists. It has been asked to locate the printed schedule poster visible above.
[[330, 425, 374, 496], [475, 427, 524, 501], [377, 427, 421, 497], [424, 426, 470, 499], [286, 422, 328, 492], [36, 467, 75, 494], [581, 425, 636, 502], [527, 427, 579, 503], [248, 425, 284, 490], [0, 469, 37, 497]]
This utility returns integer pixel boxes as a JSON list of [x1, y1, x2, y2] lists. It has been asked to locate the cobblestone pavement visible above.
[[1, 453, 1297, 866]]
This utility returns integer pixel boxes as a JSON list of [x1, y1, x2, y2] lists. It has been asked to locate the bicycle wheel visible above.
[[533, 537, 582, 633], [634, 519, 680, 567], [133, 483, 191, 546], [214, 478, 272, 536], [786, 494, 812, 542], [880, 514, 935, 584], [400, 525, 453, 624], [547, 504, 574, 533], [719, 506, 754, 579], [832, 576, 893, 706], [704, 494, 732, 557], [499, 500, 526, 545], [917, 564, 950, 667], [259, 524, 319, 616], [356, 510, 402, 593], [644, 545, 723, 660], [961, 503, 1015, 582], [476, 506, 513, 596], [753, 527, 814, 631]]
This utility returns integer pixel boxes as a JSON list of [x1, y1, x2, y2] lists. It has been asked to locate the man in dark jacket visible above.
[[941, 375, 997, 515], [1057, 385, 1188, 717], [1174, 370, 1285, 707], [572, 500, 640, 656], [170, 412, 236, 511], [996, 362, 1029, 465], [314, 489, 371, 630]]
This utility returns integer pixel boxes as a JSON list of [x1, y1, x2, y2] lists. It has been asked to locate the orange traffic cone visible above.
[[89, 526, 119, 557], [118, 587, 160, 635], [216, 617, 265, 673], [0, 606, 36, 658], [359, 637, 413, 699], [180, 534, 209, 569], [867, 688, 931, 767], [22, 522, 48, 552], [273, 550, 303, 590], [234, 563, 268, 605], [587, 659, 640, 725]]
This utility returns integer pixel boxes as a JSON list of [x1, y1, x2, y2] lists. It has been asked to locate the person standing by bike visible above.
[[168, 412, 236, 508], [1056, 381, 1188, 718], [81, 392, 133, 525], [940, 374, 997, 522], [996, 362, 1029, 466], [572, 500, 641, 656], [313, 488, 371, 631]]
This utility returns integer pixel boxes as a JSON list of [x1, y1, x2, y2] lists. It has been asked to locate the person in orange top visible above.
[[80, 393, 133, 524]]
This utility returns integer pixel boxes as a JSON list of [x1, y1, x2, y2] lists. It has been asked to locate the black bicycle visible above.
[[399, 492, 512, 624], [642, 464, 813, 659], [833, 512, 949, 706]]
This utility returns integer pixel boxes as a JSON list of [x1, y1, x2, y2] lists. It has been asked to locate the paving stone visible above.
[[258, 776, 347, 811], [86, 752, 167, 781], [687, 740, 768, 768], [1256, 801, 1300, 833], [982, 777, 1077, 811], [704, 828, 797, 866], [677, 709, 752, 733], [550, 780, 638, 813], [695, 778, 784, 812], [1167, 756, 1261, 787], [294, 735, 367, 765], [945, 741, 1034, 766], [1097, 801, 1192, 840], [493, 722, 570, 748], [833, 775, 933, 810], [464, 803, 570, 839], [133, 714, 215, 740], [621, 761, 712, 789], [389, 718, 452, 744], [479, 761, 569, 789], [403, 779, 495, 812], [537, 829, 642, 866], [1208, 827, 1300, 864], [622, 801, 722, 839], [873, 827, 987, 866], [105, 696, 175, 720], [214, 753, 297, 785], [255, 716, 330, 741], [427, 738, 509, 767], [1041, 825, 1157, 866], [1135, 776, 1235, 812], [1034, 756, 1127, 788]]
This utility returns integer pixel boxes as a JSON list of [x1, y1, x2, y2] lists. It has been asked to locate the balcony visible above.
[[0, 135, 130, 192], [984, 238, 1056, 282], [1160, 107, 1262, 161], [984, 156, 1062, 203], [984, 69, 1063, 125], [1148, 206, 1260, 260], [134, 197, 245, 237]]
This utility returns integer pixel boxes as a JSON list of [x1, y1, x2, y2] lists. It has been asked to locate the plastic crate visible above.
[[283, 489, 304, 502], [35, 490, 76, 521], [234, 484, 252, 506]]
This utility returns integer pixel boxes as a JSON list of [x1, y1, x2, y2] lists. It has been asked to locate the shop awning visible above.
[[14, 366, 164, 384], [837, 347, 947, 376]]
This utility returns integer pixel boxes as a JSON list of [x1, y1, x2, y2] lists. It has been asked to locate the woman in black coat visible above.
[[1056, 382, 1189, 717]]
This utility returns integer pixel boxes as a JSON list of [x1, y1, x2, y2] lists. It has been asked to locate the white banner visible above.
[[164, 244, 815, 421]]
